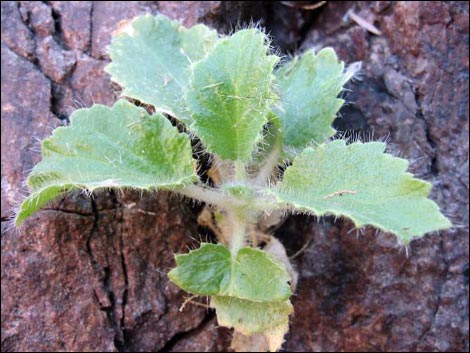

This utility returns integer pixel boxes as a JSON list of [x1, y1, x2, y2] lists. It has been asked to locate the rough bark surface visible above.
[[1, 1, 468, 352]]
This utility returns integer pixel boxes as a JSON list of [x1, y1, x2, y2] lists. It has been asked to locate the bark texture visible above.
[[1, 1, 468, 352]]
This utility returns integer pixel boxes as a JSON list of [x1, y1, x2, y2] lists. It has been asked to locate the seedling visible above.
[[15, 15, 451, 352]]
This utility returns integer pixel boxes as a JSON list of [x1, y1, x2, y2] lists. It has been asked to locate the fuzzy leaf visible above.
[[248, 113, 283, 177], [168, 243, 291, 302], [187, 29, 279, 161], [15, 185, 74, 225], [275, 48, 348, 153], [16, 100, 196, 225], [168, 243, 231, 295], [275, 140, 451, 243], [223, 247, 291, 301], [105, 15, 218, 125], [212, 296, 293, 335]]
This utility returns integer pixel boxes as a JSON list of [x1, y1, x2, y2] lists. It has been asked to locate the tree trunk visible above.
[[1, 1, 468, 351]]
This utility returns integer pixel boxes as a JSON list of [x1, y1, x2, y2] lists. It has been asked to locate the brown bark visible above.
[[1, 1, 468, 352]]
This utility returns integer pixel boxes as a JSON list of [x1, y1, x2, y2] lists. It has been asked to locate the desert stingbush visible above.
[[16, 14, 451, 352]]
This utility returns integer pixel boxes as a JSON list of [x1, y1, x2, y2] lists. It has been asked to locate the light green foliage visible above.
[[17, 14, 451, 352], [212, 296, 293, 335], [15, 100, 195, 224], [168, 243, 231, 296], [105, 15, 218, 125], [275, 140, 451, 243], [16, 185, 74, 225], [187, 29, 279, 161], [275, 48, 348, 153], [169, 242, 292, 350], [168, 243, 291, 302], [248, 112, 283, 174]]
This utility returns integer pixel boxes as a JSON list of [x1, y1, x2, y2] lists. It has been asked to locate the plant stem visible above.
[[177, 184, 225, 206], [234, 160, 246, 183], [251, 143, 280, 187], [176, 184, 280, 212], [226, 209, 247, 256]]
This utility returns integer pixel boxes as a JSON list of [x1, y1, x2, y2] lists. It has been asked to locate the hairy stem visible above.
[[176, 184, 280, 213], [225, 209, 247, 256], [234, 160, 247, 183], [177, 184, 225, 206], [251, 143, 281, 187]]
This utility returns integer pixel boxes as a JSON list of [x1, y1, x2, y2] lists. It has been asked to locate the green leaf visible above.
[[105, 15, 218, 125], [16, 100, 196, 225], [248, 113, 283, 177], [275, 48, 348, 153], [168, 243, 231, 296], [212, 296, 293, 335], [15, 185, 74, 225], [168, 243, 291, 301], [170, 243, 293, 349], [275, 140, 451, 243], [224, 247, 291, 301], [187, 29, 279, 161]]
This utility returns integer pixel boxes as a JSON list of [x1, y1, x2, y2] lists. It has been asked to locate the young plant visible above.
[[16, 14, 451, 352]]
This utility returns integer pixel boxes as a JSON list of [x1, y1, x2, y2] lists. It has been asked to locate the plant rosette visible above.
[[16, 14, 451, 352]]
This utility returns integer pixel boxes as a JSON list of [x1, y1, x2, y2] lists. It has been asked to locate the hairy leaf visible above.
[[223, 247, 291, 301], [275, 140, 451, 243], [275, 48, 348, 153], [187, 29, 279, 161], [105, 15, 218, 125], [15, 185, 74, 225], [212, 296, 293, 335], [168, 243, 291, 301], [168, 243, 231, 295], [16, 100, 196, 224], [248, 113, 283, 181]]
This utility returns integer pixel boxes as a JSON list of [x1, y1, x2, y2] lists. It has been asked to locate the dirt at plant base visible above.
[[1, 1, 468, 352]]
